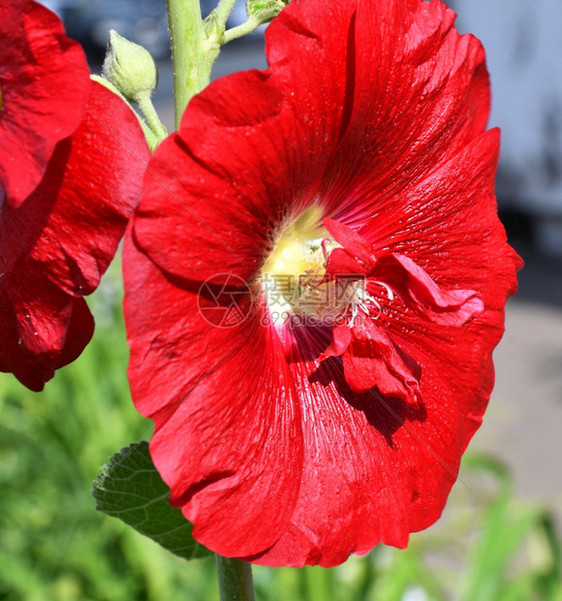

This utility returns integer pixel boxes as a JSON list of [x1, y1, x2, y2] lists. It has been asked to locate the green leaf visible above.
[[458, 492, 541, 601], [92, 441, 212, 561]]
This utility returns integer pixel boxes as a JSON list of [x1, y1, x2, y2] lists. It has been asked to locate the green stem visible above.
[[223, 17, 262, 44], [299, 566, 333, 601], [215, 0, 238, 28], [90, 74, 159, 151], [167, 0, 219, 128], [136, 92, 169, 142], [216, 556, 256, 601]]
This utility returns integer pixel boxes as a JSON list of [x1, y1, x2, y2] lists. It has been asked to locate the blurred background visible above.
[[1, 1, 560, 600]]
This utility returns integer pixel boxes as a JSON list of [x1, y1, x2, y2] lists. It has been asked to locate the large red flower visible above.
[[124, 0, 522, 566], [0, 2, 150, 390]]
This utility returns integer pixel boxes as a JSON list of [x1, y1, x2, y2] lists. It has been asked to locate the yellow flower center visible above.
[[263, 205, 328, 279], [262, 206, 371, 325]]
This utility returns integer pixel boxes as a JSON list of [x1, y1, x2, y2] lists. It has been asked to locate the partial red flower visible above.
[[0, 0, 90, 205], [124, 0, 522, 567], [0, 2, 150, 390]]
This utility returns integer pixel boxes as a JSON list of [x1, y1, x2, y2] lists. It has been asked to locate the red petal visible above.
[[338, 317, 422, 402], [0, 81, 148, 390], [360, 129, 522, 309], [133, 74, 285, 284], [124, 232, 303, 558], [134, 1, 358, 283], [320, 323, 352, 359], [28, 81, 150, 295], [323, 218, 376, 271], [367, 132, 522, 457], [0, 0, 90, 205], [248, 325, 458, 567], [124, 235, 462, 567], [375, 253, 483, 326], [324, 247, 367, 278], [320, 320, 422, 404], [322, 0, 491, 223], [0, 259, 94, 391]]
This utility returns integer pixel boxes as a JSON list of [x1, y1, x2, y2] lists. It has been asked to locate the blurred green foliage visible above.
[[1, 269, 560, 601]]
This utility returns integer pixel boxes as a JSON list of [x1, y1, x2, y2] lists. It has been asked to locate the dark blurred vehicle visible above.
[[62, 0, 170, 59], [56, 0, 251, 60]]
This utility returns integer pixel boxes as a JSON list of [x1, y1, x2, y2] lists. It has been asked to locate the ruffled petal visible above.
[[323, 219, 484, 326], [320, 320, 422, 402], [323, 218, 376, 272], [321, 0, 490, 222], [323, 218, 483, 325], [124, 232, 304, 558], [366, 133, 522, 456], [375, 253, 483, 326], [342, 319, 422, 401], [0, 0, 90, 205], [0, 259, 94, 391], [247, 325, 459, 567], [134, 1, 359, 283]]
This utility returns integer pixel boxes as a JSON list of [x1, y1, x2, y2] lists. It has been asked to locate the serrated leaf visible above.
[[92, 441, 212, 561]]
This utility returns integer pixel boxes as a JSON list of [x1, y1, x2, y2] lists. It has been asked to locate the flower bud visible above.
[[246, 0, 290, 23], [102, 30, 158, 104]]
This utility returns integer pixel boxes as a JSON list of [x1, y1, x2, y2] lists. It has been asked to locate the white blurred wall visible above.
[[453, 0, 562, 251]]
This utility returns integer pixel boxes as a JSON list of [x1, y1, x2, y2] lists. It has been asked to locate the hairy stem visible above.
[[215, 0, 238, 28], [223, 16, 262, 44], [167, 0, 219, 128]]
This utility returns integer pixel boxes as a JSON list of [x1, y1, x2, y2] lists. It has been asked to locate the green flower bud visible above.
[[102, 30, 158, 104], [246, 0, 290, 24]]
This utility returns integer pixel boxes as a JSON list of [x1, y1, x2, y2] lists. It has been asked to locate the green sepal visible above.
[[246, 0, 290, 23]]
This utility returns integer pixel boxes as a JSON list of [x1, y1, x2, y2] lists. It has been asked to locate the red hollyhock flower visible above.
[[124, 0, 522, 566], [0, 2, 150, 390]]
